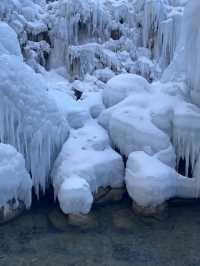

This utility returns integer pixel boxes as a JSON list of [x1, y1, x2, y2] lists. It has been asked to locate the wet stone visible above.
[[0, 200, 25, 225], [132, 200, 168, 220], [112, 209, 135, 231], [48, 208, 68, 231], [95, 187, 125, 205], [67, 213, 98, 229]]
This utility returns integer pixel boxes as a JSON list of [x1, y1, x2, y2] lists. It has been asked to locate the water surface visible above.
[[0, 197, 200, 266]]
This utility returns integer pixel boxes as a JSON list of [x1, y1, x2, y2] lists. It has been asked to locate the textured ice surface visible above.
[[2, 0, 200, 212], [0, 54, 69, 197], [58, 176, 93, 215], [103, 74, 151, 108], [0, 144, 32, 211], [0, 22, 22, 58], [125, 151, 177, 207], [52, 121, 124, 213]]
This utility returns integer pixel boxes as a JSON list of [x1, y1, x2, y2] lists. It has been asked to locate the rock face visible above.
[[95, 187, 125, 205]]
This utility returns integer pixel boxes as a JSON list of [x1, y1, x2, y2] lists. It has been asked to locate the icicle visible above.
[[173, 127, 200, 179], [0, 55, 69, 197]]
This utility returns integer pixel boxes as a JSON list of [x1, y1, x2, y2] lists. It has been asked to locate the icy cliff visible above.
[[2, 0, 200, 216]]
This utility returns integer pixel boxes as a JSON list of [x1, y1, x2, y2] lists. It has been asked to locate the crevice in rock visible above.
[[177, 157, 193, 178]]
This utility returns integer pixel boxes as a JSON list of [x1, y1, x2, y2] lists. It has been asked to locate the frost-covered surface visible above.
[[126, 151, 197, 208], [52, 121, 124, 214], [0, 144, 32, 212], [58, 176, 93, 215], [0, 22, 22, 58], [0, 22, 69, 197], [2, 0, 200, 214], [100, 71, 200, 206]]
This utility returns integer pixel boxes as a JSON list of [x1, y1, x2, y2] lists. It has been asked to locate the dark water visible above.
[[0, 197, 200, 266]]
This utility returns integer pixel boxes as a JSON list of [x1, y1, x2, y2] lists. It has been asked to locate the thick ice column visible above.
[[0, 54, 69, 196]]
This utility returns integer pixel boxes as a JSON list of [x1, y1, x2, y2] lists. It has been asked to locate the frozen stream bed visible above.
[[0, 197, 200, 266]]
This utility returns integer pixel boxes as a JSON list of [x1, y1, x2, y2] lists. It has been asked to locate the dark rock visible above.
[[95, 187, 125, 205], [0, 200, 25, 225], [67, 213, 98, 229], [132, 200, 168, 220]]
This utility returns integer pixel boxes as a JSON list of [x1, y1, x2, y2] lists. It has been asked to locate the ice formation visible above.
[[182, 0, 200, 106], [0, 23, 69, 197], [2, 0, 200, 215], [99, 70, 200, 207], [0, 144, 32, 212], [140, 0, 186, 69], [126, 151, 197, 208], [52, 121, 124, 214], [58, 176, 93, 215]]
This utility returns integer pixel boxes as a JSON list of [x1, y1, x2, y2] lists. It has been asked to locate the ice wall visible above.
[[0, 53, 69, 196], [182, 0, 200, 106], [141, 0, 186, 70]]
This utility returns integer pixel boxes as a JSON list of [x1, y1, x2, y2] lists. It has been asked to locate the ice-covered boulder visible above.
[[52, 121, 124, 214], [125, 151, 177, 209], [0, 54, 69, 196], [0, 144, 32, 223], [126, 151, 199, 214], [100, 66, 200, 211], [99, 82, 176, 159], [58, 176, 93, 215], [103, 74, 151, 108]]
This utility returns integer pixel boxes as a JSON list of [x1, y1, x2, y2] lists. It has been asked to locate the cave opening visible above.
[[177, 157, 193, 178], [31, 184, 56, 210]]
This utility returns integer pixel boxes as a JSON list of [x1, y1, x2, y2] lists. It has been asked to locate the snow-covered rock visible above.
[[58, 176, 93, 215], [125, 151, 177, 208], [52, 121, 124, 214], [103, 73, 151, 108], [0, 143, 32, 223], [2, 0, 200, 217], [126, 151, 198, 211]]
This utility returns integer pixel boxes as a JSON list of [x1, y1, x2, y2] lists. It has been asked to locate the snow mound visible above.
[[103, 73, 151, 108], [126, 151, 198, 208], [0, 143, 32, 211], [100, 71, 200, 208], [58, 176, 93, 215], [125, 151, 177, 207], [52, 121, 124, 213]]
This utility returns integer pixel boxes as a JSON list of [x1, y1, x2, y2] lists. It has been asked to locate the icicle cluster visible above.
[[181, 0, 200, 106], [141, 0, 186, 70], [0, 54, 69, 197]]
